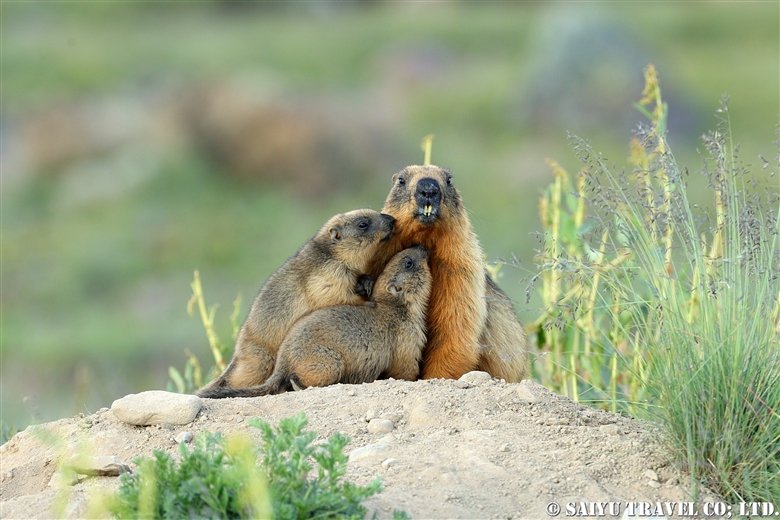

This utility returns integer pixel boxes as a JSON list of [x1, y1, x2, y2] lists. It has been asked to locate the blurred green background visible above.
[[2, 1, 778, 430]]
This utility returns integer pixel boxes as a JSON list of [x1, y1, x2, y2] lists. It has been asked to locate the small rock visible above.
[[66, 455, 130, 477], [174, 431, 194, 444], [381, 458, 398, 469], [599, 424, 621, 436], [498, 443, 510, 453], [458, 371, 493, 384], [515, 384, 538, 403], [367, 418, 394, 434], [453, 380, 471, 389], [647, 480, 661, 489], [2, 469, 15, 481], [111, 391, 202, 426], [666, 477, 679, 486], [347, 389, 356, 396], [364, 409, 376, 422], [348, 442, 391, 463], [407, 399, 442, 428], [644, 469, 659, 481], [234, 416, 244, 423]]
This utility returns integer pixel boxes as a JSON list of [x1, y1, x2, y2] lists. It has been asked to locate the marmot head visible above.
[[375, 245, 432, 309], [382, 165, 463, 235], [319, 209, 396, 271]]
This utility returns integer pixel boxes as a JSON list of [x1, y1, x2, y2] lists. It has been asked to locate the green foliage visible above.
[[534, 65, 780, 502], [110, 432, 269, 519], [1, 420, 19, 445], [251, 414, 382, 519], [109, 414, 386, 519]]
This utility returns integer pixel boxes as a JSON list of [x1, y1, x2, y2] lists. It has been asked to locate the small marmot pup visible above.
[[199, 245, 431, 397], [197, 209, 395, 398]]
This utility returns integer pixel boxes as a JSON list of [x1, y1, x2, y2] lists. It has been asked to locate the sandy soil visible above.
[[0, 374, 718, 519]]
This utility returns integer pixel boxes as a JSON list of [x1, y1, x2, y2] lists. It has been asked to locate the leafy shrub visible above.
[[109, 414, 384, 519]]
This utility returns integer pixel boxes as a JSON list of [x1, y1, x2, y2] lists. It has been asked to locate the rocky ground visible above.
[[0, 373, 717, 519]]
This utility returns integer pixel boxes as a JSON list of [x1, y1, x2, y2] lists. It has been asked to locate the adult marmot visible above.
[[202, 246, 431, 397], [375, 165, 529, 381], [197, 209, 395, 398]]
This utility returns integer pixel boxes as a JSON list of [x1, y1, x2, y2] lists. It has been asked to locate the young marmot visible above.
[[202, 246, 431, 397], [374, 165, 529, 382], [197, 209, 395, 398]]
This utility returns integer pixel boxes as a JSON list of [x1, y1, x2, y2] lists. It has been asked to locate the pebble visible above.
[[381, 458, 398, 469], [367, 418, 394, 434], [66, 455, 130, 477], [458, 371, 493, 384], [498, 443, 510, 453], [407, 399, 442, 428], [348, 442, 391, 463], [174, 431, 194, 444], [599, 424, 621, 436], [111, 391, 202, 426], [453, 380, 471, 389], [644, 469, 659, 481], [647, 480, 661, 489], [515, 384, 538, 403]]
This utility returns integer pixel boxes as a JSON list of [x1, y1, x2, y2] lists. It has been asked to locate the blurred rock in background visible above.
[[180, 80, 398, 197]]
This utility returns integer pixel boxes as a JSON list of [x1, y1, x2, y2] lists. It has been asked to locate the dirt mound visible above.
[[0, 375, 714, 519]]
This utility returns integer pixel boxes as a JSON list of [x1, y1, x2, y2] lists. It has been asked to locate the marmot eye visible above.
[[446, 175, 452, 186], [357, 221, 369, 230], [404, 258, 414, 269], [397, 177, 406, 186]]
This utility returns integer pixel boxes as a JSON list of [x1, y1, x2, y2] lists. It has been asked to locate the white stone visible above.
[[458, 371, 493, 384], [348, 443, 391, 463], [381, 458, 398, 469], [111, 391, 202, 426], [515, 383, 539, 403], [367, 418, 394, 434], [174, 431, 194, 444]]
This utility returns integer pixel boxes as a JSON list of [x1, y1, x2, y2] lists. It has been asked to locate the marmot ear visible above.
[[329, 227, 342, 241]]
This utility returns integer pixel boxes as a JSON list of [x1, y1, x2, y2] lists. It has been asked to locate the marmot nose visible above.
[[381, 213, 396, 229], [416, 178, 440, 200]]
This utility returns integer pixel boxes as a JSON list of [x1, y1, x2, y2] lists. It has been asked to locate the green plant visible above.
[[110, 414, 387, 519], [110, 431, 270, 519], [167, 270, 243, 394], [534, 65, 780, 502], [252, 414, 383, 519], [1, 420, 19, 445]]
